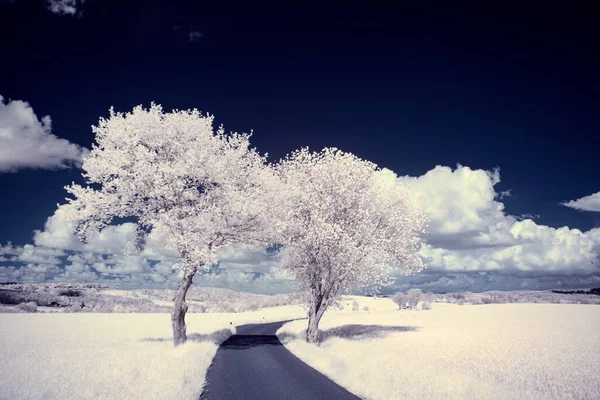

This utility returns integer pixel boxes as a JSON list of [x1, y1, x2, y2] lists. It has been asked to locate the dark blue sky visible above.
[[1, 0, 598, 246]]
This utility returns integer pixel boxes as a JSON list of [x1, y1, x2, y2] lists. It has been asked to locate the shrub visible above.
[[16, 302, 37, 313], [392, 292, 406, 309], [59, 290, 82, 297], [363, 306, 369, 312], [421, 302, 431, 310], [407, 289, 422, 310], [352, 300, 359, 311]]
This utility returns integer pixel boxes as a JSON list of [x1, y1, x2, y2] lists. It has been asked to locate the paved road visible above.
[[200, 320, 362, 400]]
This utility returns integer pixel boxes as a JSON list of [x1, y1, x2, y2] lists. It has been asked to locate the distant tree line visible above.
[[391, 288, 600, 308], [551, 288, 600, 296]]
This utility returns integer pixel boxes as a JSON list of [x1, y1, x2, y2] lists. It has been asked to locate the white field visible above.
[[0, 305, 305, 400], [278, 297, 600, 400]]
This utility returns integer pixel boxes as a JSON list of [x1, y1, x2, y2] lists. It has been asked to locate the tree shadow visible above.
[[321, 324, 418, 341], [219, 334, 283, 349], [278, 324, 418, 343], [140, 328, 233, 344]]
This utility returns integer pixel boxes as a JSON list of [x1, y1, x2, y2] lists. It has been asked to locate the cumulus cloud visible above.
[[391, 164, 600, 291], [0, 95, 89, 172], [562, 191, 600, 212], [33, 207, 140, 255], [398, 165, 505, 237], [45, 0, 84, 16], [4, 163, 600, 292], [26, 208, 294, 291]]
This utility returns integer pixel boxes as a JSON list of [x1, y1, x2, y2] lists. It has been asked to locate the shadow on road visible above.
[[139, 328, 233, 344], [278, 324, 418, 343], [220, 334, 282, 349]]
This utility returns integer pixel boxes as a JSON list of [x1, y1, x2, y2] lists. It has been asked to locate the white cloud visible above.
[[33, 207, 140, 255], [15, 244, 64, 265], [0, 95, 89, 172], [45, 0, 84, 16], [398, 165, 505, 237], [5, 163, 600, 292], [216, 245, 282, 274], [0, 243, 21, 256], [419, 223, 600, 275], [562, 191, 600, 212], [395, 164, 600, 282]]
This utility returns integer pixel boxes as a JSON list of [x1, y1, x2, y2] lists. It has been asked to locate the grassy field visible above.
[[0, 305, 305, 400], [278, 298, 600, 400]]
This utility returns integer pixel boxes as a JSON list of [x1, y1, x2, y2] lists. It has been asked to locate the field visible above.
[[0, 305, 305, 400], [1, 291, 599, 400], [277, 297, 600, 400]]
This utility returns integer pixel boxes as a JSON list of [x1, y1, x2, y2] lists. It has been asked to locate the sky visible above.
[[0, 0, 599, 293]]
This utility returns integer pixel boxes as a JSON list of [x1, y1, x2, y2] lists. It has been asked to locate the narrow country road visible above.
[[200, 320, 362, 400]]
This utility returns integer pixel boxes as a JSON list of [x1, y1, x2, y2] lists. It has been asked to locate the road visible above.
[[200, 320, 362, 400]]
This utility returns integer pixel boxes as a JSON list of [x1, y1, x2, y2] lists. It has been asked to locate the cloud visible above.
[[392, 164, 600, 289], [0, 95, 89, 172], [562, 191, 600, 212], [216, 245, 281, 274], [5, 163, 600, 293], [0, 243, 21, 256], [27, 208, 295, 291], [189, 31, 204, 42], [418, 224, 600, 276], [33, 207, 140, 255], [392, 270, 600, 293], [398, 165, 505, 237], [14, 244, 65, 265], [45, 0, 84, 16]]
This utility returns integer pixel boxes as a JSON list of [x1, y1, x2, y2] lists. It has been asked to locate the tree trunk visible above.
[[306, 301, 327, 344], [171, 267, 197, 347]]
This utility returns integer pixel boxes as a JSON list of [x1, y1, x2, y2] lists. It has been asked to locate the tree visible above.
[[392, 291, 407, 309], [407, 288, 422, 309], [272, 148, 426, 343], [61, 104, 273, 346]]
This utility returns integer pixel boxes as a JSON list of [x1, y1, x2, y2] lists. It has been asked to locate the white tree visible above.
[[60, 104, 273, 346], [392, 291, 407, 309], [407, 288, 422, 309], [273, 148, 426, 343]]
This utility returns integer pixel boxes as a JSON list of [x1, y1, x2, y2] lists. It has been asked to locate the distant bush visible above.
[[67, 303, 83, 313], [421, 302, 431, 310], [352, 300, 359, 311], [189, 303, 206, 313], [363, 306, 369, 312], [392, 292, 406, 309], [59, 290, 82, 297], [16, 302, 37, 313], [407, 289, 422, 309]]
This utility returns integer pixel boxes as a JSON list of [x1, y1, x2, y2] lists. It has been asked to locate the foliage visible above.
[[393, 289, 423, 310], [15, 301, 37, 313], [406, 289, 422, 309], [272, 148, 427, 341], [392, 292, 407, 309], [61, 103, 274, 274], [58, 104, 276, 345]]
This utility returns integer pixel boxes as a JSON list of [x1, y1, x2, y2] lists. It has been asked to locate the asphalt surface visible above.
[[200, 320, 362, 400]]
